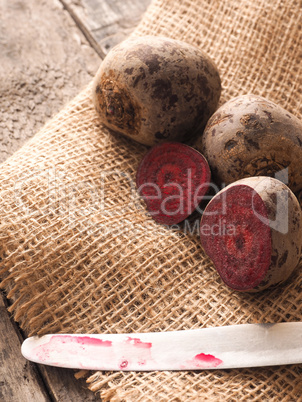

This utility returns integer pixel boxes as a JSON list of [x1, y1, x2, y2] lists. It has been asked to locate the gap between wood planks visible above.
[[59, 0, 107, 59]]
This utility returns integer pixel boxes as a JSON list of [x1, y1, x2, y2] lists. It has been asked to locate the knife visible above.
[[21, 322, 302, 371]]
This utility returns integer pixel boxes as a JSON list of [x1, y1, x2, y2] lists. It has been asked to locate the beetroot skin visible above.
[[200, 176, 302, 292], [136, 142, 211, 225], [92, 36, 221, 146], [196, 94, 302, 193]]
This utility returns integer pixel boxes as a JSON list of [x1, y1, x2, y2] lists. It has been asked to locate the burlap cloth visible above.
[[1, 0, 302, 400]]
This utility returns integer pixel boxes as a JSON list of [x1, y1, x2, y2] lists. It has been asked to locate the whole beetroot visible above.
[[92, 36, 221, 146], [196, 95, 302, 193], [200, 176, 302, 292]]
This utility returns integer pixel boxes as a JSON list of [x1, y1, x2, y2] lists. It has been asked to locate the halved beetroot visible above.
[[136, 142, 211, 225], [200, 176, 302, 292]]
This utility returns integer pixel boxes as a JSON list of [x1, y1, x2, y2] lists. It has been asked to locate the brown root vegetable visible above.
[[196, 95, 302, 193], [92, 36, 221, 146], [136, 142, 211, 225], [200, 176, 302, 292]]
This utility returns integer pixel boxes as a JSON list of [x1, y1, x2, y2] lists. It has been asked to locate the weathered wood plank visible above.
[[0, 293, 50, 402], [62, 0, 152, 55], [0, 0, 101, 164], [38, 366, 99, 401]]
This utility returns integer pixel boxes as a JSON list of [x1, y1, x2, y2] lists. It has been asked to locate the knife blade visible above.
[[21, 322, 302, 371]]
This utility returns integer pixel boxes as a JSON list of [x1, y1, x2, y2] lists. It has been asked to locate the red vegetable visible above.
[[136, 142, 211, 225], [200, 177, 302, 292]]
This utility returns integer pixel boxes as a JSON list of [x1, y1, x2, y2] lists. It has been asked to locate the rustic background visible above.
[[0, 0, 150, 400], [2, 0, 302, 400]]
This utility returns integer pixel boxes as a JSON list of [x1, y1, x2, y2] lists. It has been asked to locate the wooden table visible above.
[[0, 1, 151, 400]]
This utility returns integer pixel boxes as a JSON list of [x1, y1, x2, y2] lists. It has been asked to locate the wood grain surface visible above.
[[0, 0, 150, 400], [0, 296, 49, 402]]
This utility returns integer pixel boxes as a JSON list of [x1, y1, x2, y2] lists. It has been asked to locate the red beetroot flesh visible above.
[[136, 142, 211, 225], [200, 185, 272, 291]]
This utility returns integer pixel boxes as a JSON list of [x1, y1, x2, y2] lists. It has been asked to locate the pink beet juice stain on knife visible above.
[[181, 353, 223, 369], [62, 335, 112, 347], [125, 337, 152, 348], [118, 337, 153, 369], [193, 353, 223, 367], [33, 335, 113, 368], [32, 335, 154, 370]]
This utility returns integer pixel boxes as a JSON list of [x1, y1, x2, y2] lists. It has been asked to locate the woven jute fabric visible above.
[[1, 0, 302, 400]]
